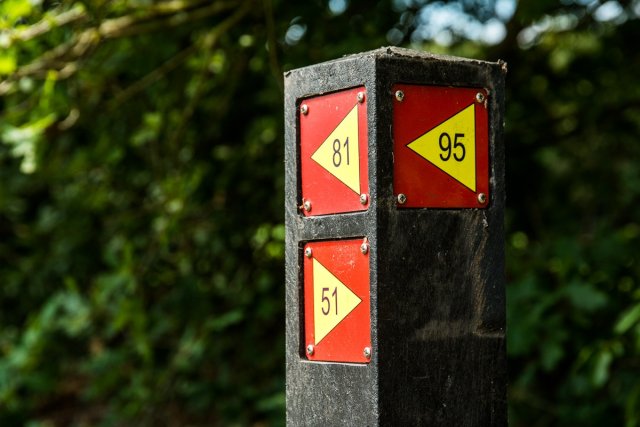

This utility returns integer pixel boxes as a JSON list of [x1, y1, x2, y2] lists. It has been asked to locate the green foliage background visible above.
[[1, 0, 639, 425]]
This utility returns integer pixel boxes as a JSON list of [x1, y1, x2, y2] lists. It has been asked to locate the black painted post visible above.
[[285, 47, 507, 426]]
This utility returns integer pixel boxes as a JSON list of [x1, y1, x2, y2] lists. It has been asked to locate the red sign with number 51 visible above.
[[303, 238, 371, 363]]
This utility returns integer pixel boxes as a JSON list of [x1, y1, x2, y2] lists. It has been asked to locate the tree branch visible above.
[[3, 5, 87, 48], [97, 1, 237, 39], [0, 1, 241, 95], [263, 0, 283, 92], [166, 1, 253, 145]]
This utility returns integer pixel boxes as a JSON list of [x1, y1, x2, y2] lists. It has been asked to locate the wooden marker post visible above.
[[284, 47, 507, 426]]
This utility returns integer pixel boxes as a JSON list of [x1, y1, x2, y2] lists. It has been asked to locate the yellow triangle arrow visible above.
[[311, 104, 360, 194], [407, 104, 476, 191], [313, 258, 362, 344]]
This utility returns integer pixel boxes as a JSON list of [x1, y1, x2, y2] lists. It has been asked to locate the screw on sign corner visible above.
[[360, 242, 369, 255], [303, 200, 312, 212], [363, 347, 371, 359], [395, 90, 404, 102]]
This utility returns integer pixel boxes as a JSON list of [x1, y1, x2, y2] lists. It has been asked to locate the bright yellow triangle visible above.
[[311, 104, 360, 194], [313, 258, 362, 344], [407, 104, 476, 191]]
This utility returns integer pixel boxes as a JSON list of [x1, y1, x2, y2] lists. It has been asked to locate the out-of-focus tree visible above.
[[1, 0, 639, 425]]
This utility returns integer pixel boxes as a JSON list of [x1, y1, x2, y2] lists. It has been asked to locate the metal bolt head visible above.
[[477, 193, 487, 204], [363, 347, 371, 359], [475, 92, 485, 103], [395, 90, 404, 102], [301, 104, 309, 115], [357, 91, 365, 103], [360, 242, 369, 254], [359, 193, 368, 205], [397, 193, 407, 204], [306, 344, 314, 356], [304, 247, 312, 258], [303, 200, 312, 212]]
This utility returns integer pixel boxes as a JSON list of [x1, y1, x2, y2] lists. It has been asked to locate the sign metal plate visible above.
[[393, 84, 490, 208], [300, 87, 369, 216], [303, 238, 371, 363]]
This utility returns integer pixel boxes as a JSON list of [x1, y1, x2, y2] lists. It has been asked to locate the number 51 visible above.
[[321, 287, 338, 315]]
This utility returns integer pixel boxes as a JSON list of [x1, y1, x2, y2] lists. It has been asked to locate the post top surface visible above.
[[284, 46, 505, 76]]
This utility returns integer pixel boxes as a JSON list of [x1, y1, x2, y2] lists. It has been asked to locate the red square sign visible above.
[[393, 84, 490, 208], [299, 87, 369, 216], [303, 238, 371, 363]]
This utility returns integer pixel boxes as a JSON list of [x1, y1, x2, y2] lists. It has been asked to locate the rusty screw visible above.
[[303, 200, 312, 212]]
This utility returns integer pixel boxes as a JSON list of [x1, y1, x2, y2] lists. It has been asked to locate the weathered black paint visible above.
[[285, 47, 506, 426]]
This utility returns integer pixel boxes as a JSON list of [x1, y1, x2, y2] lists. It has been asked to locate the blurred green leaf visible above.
[[615, 304, 640, 335], [591, 349, 613, 387], [564, 281, 608, 312]]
